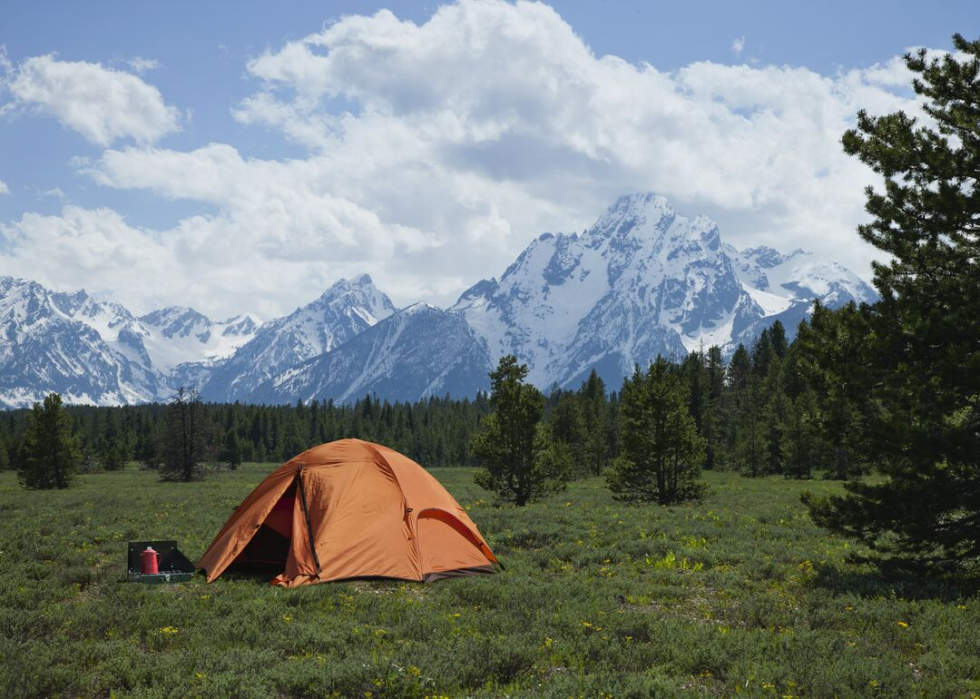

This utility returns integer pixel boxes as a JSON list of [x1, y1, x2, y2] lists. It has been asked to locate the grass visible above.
[[1, 465, 979, 698]]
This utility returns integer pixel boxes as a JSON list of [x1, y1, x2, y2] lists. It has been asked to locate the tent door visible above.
[[228, 482, 296, 574]]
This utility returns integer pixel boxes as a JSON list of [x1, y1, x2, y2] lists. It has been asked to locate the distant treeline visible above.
[[0, 394, 491, 470], [0, 312, 865, 479]]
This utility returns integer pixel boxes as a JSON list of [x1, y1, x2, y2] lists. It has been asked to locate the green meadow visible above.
[[1, 465, 978, 698]]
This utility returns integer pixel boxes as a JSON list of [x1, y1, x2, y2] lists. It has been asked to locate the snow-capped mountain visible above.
[[139, 307, 259, 373], [200, 275, 396, 402], [47, 286, 163, 399], [0, 277, 261, 408], [726, 244, 878, 349], [0, 277, 159, 408], [0, 194, 878, 408], [453, 193, 877, 389], [0, 274, 396, 408], [248, 302, 492, 405]]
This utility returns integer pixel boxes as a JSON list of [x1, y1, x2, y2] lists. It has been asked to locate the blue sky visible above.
[[0, 0, 974, 318]]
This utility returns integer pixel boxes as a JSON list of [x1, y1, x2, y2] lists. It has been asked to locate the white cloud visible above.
[[0, 201, 435, 319], [21, 143, 439, 316], [226, 1, 918, 291], [0, 207, 176, 305], [0, 0, 931, 319], [0, 180, 8, 195], [2, 54, 179, 145], [86, 143, 437, 258], [127, 57, 160, 74], [732, 36, 745, 56]]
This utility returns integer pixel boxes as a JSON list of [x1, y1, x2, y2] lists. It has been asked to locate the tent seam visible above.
[[357, 439, 423, 579]]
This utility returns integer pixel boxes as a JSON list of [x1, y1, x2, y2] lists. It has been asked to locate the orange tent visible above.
[[197, 439, 499, 587]]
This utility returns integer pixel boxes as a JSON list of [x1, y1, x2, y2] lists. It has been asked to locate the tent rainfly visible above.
[[197, 439, 499, 587]]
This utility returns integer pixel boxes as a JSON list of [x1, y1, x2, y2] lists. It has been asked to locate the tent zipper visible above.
[[297, 465, 322, 577]]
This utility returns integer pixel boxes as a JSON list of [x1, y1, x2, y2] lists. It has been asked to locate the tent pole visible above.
[[297, 465, 322, 578]]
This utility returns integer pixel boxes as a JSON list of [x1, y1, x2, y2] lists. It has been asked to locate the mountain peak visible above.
[[585, 192, 676, 244], [319, 274, 382, 301], [610, 192, 674, 222], [611, 192, 672, 216], [49, 287, 92, 316], [140, 305, 210, 327], [220, 313, 261, 337], [221, 311, 260, 325], [249, 297, 492, 405], [0, 275, 34, 291], [311, 275, 396, 325], [61, 287, 90, 302], [453, 192, 878, 389], [402, 301, 439, 315], [740, 246, 791, 269], [199, 276, 397, 402]]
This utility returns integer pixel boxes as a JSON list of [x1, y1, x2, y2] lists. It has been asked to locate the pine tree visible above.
[[769, 320, 789, 359], [782, 389, 822, 480], [703, 346, 726, 470], [796, 302, 870, 479], [804, 36, 980, 568], [752, 328, 775, 377], [607, 358, 706, 504], [473, 356, 569, 505], [223, 429, 243, 470], [762, 355, 788, 475], [18, 393, 81, 489], [720, 343, 751, 470], [102, 442, 126, 471], [728, 344, 751, 393], [682, 350, 708, 440], [158, 387, 212, 482], [581, 369, 610, 474], [548, 389, 587, 475], [734, 373, 768, 478]]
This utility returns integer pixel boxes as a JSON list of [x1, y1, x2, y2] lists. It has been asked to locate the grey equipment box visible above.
[[127, 540, 196, 583]]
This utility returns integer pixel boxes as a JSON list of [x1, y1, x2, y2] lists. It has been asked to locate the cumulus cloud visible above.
[[0, 200, 434, 319], [0, 180, 8, 195], [0, 207, 176, 304], [227, 1, 919, 289], [3, 143, 439, 316], [87, 143, 437, 257], [0, 0, 932, 319], [2, 54, 179, 145], [732, 36, 745, 56]]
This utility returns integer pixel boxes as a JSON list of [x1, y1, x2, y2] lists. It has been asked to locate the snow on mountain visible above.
[[454, 193, 878, 389], [0, 277, 159, 408], [139, 306, 260, 372], [724, 244, 878, 349], [46, 285, 169, 402], [201, 274, 396, 402], [0, 273, 394, 407], [248, 302, 492, 405], [0, 194, 878, 408], [751, 248, 876, 306], [0, 276, 264, 408]]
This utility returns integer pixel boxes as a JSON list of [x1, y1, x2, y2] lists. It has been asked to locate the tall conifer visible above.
[[805, 36, 980, 567]]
